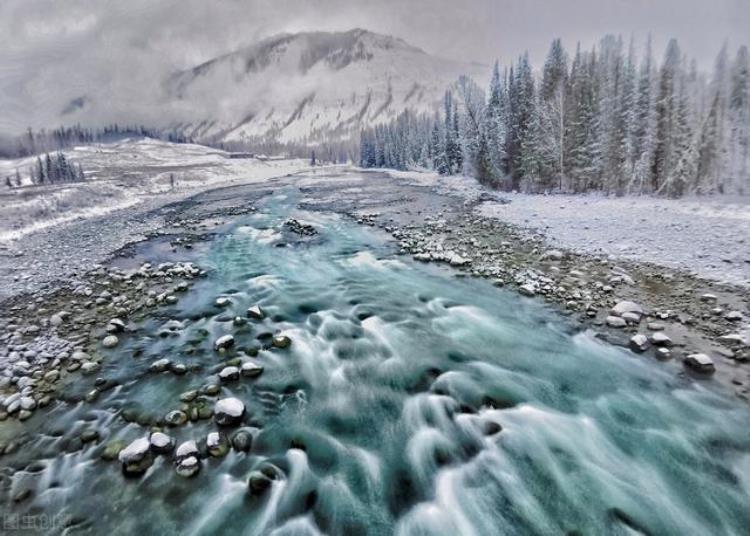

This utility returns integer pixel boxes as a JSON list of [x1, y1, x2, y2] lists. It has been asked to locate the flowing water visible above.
[[2, 186, 750, 535]]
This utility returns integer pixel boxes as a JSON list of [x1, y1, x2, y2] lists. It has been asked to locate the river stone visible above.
[[81, 361, 100, 375], [165, 410, 188, 427], [20, 396, 37, 411], [215, 297, 231, 307], [174, 440, 199, 461], [215, 397, 245, 426], [611, 301, 644, 318], [606, 316, 627, 328], [180, 390, 199, 402], [50, 314, 64, 327], [241, 361, 263, 378], [247, 305, 265, 320], [107, 319, 126, 333], [725, 311, 744, 321], [149, 358, 171, 372], [684, 353, 715, 374], [176, 456, 200, 477], [101, 440, 127, 461], [219, 366, 240, 382], [207, 432, 229, 457], [629, 334, 650, 353], [655, 347, 672, 360], [102, 335, 119, 348], [650, 332, 673, 347], [622, 312, 641, 325], [272, 335, 291, 349], [119, 438, 153, 477], [149, 432, 174, 454], [170, 362, 187, 375], [81, 430, 100, 443], [518, 284, 536, 297], [247, 463, 282, 495], [231, 430, 253, 452], [214, 335, 235, 351]]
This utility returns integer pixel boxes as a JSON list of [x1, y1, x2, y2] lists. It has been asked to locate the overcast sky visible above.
[[0, 0, 748, 136]]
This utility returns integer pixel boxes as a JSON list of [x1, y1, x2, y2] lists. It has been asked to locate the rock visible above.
[[272, 335, 291, 349], [218, 366, 240, 382], [119, 437, 153, 476], [650, 332, 673, 347], [214, 397, 245, 426], [655, 347, 672, 360], [629, 334, 650, 353], [19, 396, 36, 411], [101, 440, 127, 461], [519, 284, 536, 297], [606, 316, 627, 328], [107, 319, 126, 333], [247, 463, 282, 495], [170, 362, 187, 375], [102, 335, 119, 348], [176, 456, 200, 477], [149, 432, 174, 454], [81, 361, 100, 375], [81, 430, 100, 443], [180, 390, 199, 402], [725, 311, 744, 322], [165, 410, 188, 427], [241, 361, 263, 378], [50, 314, 64, 327], [149, 358, 171, 373], [622, 312, 641, 325], [215, 297, 231, 307], [647, 322, 665, 331], [247, 305, 265, 320], [175, 440, 200, 461], [231, 430, 253, 452], [611, 301, 644, 318], [684, 353, 715, 374], [206, 432, 229, 457], [700, 293, 718, 302], [214, 334, 235, 351]]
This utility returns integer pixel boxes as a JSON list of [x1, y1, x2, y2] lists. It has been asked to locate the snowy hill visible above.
[[163, 29, 487, 145]]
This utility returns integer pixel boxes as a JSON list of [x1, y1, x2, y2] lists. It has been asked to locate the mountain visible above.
[[162, 29, 488, 146]]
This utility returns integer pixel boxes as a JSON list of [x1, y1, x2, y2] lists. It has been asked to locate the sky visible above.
[[0, 0, 748, 136]]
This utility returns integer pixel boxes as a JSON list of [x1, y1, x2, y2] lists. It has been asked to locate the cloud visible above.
[[0, 0, 746, 136]]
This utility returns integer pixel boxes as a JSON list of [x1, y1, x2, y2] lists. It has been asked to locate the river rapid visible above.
[[2, 184, 750, 535]]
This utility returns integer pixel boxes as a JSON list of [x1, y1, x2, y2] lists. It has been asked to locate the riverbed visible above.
[[1, 172, 749, 535]]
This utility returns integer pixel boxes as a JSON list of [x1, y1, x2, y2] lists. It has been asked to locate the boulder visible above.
[[149, 432, 174, 454], [684, 353, 715, 374], [175, 440, 200, 460], [231, 430, 253, 452], [247, 305, 265, 320], [214, 397, 245, 426], [206, 432, 229, 457], [272, 335, 291, 349], [241, 361, 263, 378], [214, 335, 235, 351], [650, 332, 673, 347], [606, 316, 627, 328], [102, 335, 119, 348], [629, 334, 650, 353], [149, 358, 171, 373], [610, 301, 644, 318], [218, 366, 240, 382], [176, 456, 200, 477], [519, 284, 536, 297], [164, 410, 188, 427], [118, 437, 153, 477]]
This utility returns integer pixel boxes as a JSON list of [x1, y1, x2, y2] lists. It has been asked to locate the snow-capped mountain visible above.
[[163, 29, 487, 145]]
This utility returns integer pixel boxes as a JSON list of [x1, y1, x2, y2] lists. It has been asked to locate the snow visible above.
[[385, 169, 750, 287], [0, 138, 310, 243]]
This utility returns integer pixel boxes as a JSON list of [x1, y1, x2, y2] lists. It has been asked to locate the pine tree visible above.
[[485, 61, 507, 185]]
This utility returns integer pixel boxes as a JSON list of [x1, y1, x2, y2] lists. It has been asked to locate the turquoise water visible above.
[[4, 188, 750, 535]]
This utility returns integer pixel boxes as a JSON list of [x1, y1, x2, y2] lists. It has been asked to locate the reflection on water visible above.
[[2, 188, 750, 535]]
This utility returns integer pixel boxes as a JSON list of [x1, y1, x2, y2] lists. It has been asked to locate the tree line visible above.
[[5, 152, 86, 188], [360, 35, 750, 197]]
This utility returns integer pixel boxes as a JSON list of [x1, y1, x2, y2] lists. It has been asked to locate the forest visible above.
[[359, 35, 750, 197]]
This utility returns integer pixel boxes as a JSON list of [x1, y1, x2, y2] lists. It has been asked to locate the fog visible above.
[[0, 0, 747, 136]]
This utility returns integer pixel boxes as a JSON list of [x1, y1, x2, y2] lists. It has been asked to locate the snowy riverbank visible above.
[[0, 138, 309, 243], [385, 169, 750, 287]]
